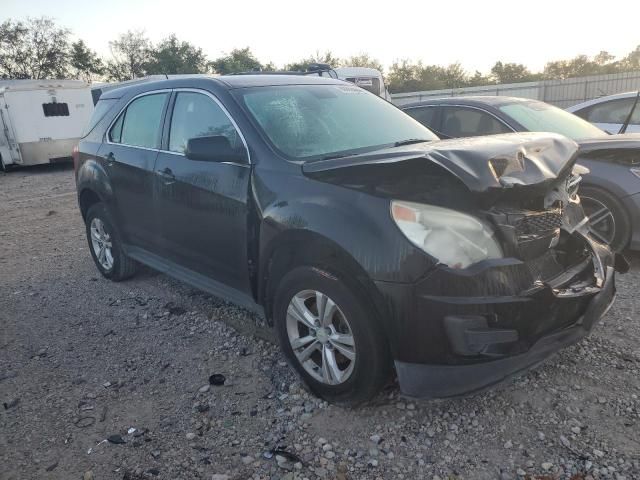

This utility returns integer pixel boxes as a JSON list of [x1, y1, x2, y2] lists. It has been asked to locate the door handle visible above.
[[158, 167, 176, 184], [105, 152, 115, 167]]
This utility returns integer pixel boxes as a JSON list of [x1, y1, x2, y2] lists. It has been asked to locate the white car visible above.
[[567, 91, 640, 134]]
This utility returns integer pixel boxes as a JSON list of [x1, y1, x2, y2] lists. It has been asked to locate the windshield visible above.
[[499, 101, 607, 141], [238, 84, 437, 159]]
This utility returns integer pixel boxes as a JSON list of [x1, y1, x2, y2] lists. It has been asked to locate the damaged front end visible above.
[[304, 132, 628, 398]]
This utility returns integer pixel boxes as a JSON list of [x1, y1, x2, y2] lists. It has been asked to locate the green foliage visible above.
[[343, 53, 383, 72], [70, 40, 104, 81], [0, 17, 70, 79], [285, 51, 341, 72], [146, 35, 208, 75], [2, 16, 640, 97], [387, 61, 477, 93], [211, 47, 262, 74], [490, 61, 539, 83], [106, 30, 151, 81]]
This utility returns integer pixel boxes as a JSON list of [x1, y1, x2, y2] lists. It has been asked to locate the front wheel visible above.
[[580, 186, 631, 252], [85, 203, 137, 281], [273, 266, 391, 405]]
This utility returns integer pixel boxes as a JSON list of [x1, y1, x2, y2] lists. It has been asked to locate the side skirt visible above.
[[123, 245, 265, 317]]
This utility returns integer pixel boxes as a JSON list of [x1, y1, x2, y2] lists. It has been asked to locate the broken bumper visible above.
[[375, 236, 620, 398], [393, 266, 615, 398]]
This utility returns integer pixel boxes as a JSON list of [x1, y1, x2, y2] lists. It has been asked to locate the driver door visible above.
[[153, 90, 252, 294]]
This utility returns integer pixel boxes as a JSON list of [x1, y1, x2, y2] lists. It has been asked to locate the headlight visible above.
[[391, 200, 503, 269]]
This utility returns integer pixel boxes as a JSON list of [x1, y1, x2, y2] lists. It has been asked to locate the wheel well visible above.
[[260, 231, 389, 328], [79, 189, 101, 220]]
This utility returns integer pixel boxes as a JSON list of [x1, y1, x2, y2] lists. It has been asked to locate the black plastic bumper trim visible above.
[[395, 266, 616, 398]]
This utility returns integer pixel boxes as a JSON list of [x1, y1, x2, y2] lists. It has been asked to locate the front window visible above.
[[499, 101, 607, 141], [168, 92, 242, 154], [238, 84, 437, 160]]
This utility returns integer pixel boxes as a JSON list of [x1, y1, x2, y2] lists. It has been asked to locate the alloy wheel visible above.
[[90, 218, 114, 270], [581, 195, 616, 246], [286, 290, 356, 385]]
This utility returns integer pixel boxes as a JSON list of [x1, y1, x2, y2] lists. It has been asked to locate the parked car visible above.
[[402, 96, 640, 252], [75, 76, 624, 403], [0, 80, 94, 171], [567, 91, 640, 134]]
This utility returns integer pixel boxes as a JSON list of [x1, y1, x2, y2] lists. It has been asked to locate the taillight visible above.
[[72, 145, 80, 172]]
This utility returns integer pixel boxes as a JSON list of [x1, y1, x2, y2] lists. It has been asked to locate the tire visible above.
[[85, 203, 137, 281], [580, 186, 631, 252], [273, 266, 391, 405]]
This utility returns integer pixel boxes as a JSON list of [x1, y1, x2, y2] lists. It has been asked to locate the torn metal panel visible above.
[[304, 132, 579, 193]]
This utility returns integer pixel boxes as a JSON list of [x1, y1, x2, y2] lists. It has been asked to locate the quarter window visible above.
[[405, 106, 438, 130], [579, 98, 640, 125], [109, 93, 168, 148], [440, 106, 512, 138], [168, 92, 242, 155]]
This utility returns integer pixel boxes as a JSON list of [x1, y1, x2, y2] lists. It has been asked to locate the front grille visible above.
[[515, 209, 563, 236]]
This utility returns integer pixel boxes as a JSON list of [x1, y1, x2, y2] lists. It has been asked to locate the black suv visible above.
[[75, 75, 623, 404]]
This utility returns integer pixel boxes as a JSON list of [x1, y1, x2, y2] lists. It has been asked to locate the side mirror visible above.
[[184, 135, 246, 163]]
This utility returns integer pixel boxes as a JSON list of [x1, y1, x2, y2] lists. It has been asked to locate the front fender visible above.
[[255, 169, 433, 284]]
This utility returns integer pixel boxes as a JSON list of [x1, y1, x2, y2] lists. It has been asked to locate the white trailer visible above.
[[0, 80, 94, 171], [333, 67, 392, 101]]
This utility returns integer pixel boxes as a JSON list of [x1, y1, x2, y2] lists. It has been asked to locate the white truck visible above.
[[0, 80, 94, 171]]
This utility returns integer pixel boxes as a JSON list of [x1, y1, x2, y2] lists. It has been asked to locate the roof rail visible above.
[[229, 63, 338, 79]]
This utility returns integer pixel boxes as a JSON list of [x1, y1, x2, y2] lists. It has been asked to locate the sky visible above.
[[3, 0, 639, 73]]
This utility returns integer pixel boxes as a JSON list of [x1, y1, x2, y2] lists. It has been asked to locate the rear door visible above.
[[153, 89, 252, 293], [99, 90, 170, 251]]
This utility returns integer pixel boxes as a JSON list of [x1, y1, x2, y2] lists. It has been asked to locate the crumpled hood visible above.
[[303, 132, 579, 192]]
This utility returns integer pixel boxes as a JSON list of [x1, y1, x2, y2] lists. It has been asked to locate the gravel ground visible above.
[[1, 164, 639, 480]]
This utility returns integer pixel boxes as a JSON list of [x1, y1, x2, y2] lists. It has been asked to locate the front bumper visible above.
[[393, 266, 615, 398], [374, 234, 620, 398]]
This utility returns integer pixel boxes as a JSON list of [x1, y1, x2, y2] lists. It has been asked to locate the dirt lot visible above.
[[1, 164, 639, 480]]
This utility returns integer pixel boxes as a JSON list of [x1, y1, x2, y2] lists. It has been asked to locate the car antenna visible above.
[[618, 90, 640, 134]]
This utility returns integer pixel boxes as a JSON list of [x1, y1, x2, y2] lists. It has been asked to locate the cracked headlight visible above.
[[391, 200, 503, 269]]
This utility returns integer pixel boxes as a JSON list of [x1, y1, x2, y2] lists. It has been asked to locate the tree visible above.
[[285, 50, 341, 71], [387, 59, 421, 93], [621, 45, 640, 71], [107, 30, 151, 81], [70, 40, 104, 81], [146, 35, 208, 74], [0, 17, 70, 79], [211, 47, 262, 74], [490, 61, 538, 84], [342, 53, 383, 72]]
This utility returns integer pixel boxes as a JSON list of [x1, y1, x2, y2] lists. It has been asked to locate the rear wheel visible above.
[[273, 266, 391, 405], [580, 186, 631, 252], [85, 203, 137, 281]]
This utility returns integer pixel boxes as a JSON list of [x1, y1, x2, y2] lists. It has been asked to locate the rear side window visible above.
[[579, 98, 640, 125], [168, 92, 242, 154], [109, 93, 168, 148], [440, 106, 511, 138], [42, 102, 69, 117], [405, 106, 438, 130], [83, 98, 117, 137]]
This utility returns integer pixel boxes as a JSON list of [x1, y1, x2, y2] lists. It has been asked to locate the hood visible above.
[[577, 133, 640, 153], [303, 132, 579, 193]]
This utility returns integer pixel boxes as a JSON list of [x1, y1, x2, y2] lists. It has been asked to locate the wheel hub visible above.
[[285, 289, 356, 385]]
